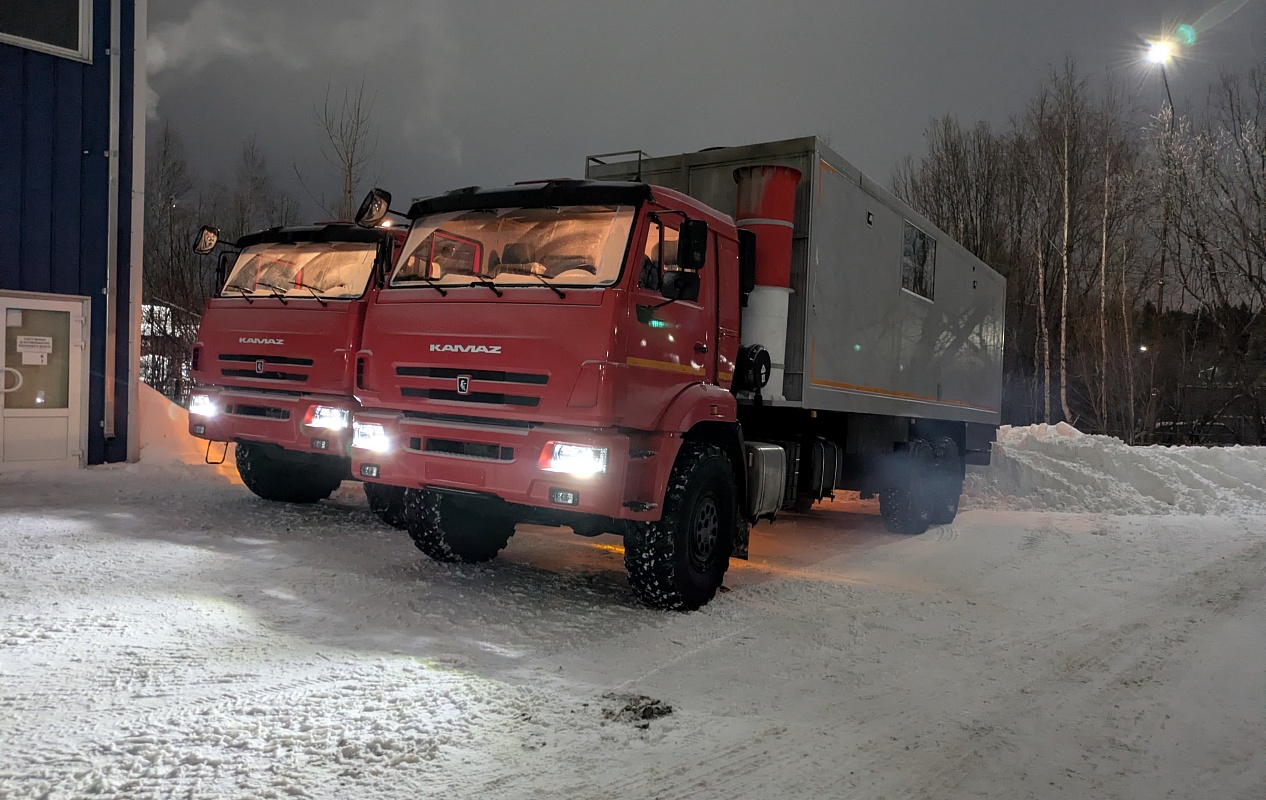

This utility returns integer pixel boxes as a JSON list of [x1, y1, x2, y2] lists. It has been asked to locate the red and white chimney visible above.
[[734, 165, 801, 400]]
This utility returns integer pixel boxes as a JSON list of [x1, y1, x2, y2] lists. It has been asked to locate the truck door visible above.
[[622, 212, 716, 425]]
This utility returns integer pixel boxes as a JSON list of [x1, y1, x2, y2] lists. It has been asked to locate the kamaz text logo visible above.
[[239, 336, 285, 346], [429, 344, 501, 354]]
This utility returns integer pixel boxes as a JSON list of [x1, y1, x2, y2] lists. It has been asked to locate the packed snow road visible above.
[[1, 462, 1265, 799]]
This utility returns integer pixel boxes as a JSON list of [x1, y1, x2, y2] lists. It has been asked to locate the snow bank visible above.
[[968, 423, 1266, 515], [137, 382, 239, 481]]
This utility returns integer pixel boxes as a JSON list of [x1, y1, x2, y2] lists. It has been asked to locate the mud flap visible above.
[[733, 512, 750, 560], [204, 440, 229, 465]]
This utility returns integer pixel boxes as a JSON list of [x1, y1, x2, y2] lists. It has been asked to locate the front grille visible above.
[[396, 366, 548, 385], [222, 368, 307, 382], [412, 437, 515, 461], [220, 354, 314, 367], [402, 410, 540, 430], [400, 387, 539, 407], [226, 404, 290, 420]]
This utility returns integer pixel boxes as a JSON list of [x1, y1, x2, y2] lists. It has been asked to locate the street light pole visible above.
[[1145, 38, 1179, 442]]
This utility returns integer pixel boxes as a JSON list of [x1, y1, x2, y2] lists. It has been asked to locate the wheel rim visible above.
[[689, 494, 720, 570]]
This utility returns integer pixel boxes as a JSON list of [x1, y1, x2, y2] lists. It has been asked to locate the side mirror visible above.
[[355, 188, 392, 228], [661, 270, 701, 303], [192, 225, 219, 255], [738, 228, 757, 297], [678, 218, 708, 271]]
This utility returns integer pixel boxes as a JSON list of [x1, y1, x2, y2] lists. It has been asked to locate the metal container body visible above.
[[587, 137, 1005, 426]]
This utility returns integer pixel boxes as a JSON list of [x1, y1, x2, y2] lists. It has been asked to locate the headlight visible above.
[[542, 443, 608, 477], [306, 405, 350, 430], [189, 394, 218, 418], [353, 421, 392, 453]]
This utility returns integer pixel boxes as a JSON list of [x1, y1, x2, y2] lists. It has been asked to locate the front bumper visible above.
[[351, 411, 673, 521], [187, 387, 357, 456]]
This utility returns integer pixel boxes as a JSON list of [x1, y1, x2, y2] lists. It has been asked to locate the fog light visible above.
[[192, 424, 206, 436], [189, 394, 217, 418], [542, 443, 608, 477], [550, 487, 580, 506], [312, 438, 328, 450], [353, 421, 391, 453], [360, 464, 380, 478], [305, 405, 350, 430]]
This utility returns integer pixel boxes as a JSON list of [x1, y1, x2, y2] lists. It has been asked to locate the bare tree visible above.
[[295, 79, 380, 221]]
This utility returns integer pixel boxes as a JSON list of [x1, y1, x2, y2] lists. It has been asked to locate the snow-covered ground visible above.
[[1, 403, 1265, 798]]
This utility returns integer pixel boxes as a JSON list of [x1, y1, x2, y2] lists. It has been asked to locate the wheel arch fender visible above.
[[655, 383, 737, 434]]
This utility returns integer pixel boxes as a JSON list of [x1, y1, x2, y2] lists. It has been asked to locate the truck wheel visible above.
[[878, 439, 934, 535], [624, 442, 735, 610], [364, 483, 408, 529], [403, 490, 516, 563], [236, 442, 344, 504], [929, 435, 963, 525]]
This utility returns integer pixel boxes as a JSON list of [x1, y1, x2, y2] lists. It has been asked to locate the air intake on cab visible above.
[[733, 165, 801, 401]]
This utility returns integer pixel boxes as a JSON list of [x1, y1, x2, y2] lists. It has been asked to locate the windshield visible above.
[[221, 242, 378, 300], [390, 205, 636, 288]]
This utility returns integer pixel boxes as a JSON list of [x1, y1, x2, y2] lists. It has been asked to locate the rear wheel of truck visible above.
[[403, 490, 516, 563], [928, 435, 964, 525], [624, 442, 735, 611], [235, 442, 344, 504], [364, 483, 408, 529], [879, 438, 935, 535]]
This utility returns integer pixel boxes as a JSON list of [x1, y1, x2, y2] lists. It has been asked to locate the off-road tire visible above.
[[878, 438, 935, 535], [403, 490, 516, 563], [236, 442, 344, 504], [364, 483, 408, 529], [928, 435, 964, 525], [624, 442, 736, 610]]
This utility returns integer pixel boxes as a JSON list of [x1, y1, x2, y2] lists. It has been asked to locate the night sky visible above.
[[147, 0, 1266, 214]]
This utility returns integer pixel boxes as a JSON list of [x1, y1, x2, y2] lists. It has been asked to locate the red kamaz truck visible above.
[[186, 222, 407, 523], [350, 137, 1004, 609]]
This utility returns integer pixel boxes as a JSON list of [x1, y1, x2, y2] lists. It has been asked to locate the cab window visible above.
[[638, 220, 680, 292]]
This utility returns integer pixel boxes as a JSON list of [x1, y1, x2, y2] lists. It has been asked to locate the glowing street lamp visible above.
[[1144, 39, 1177, 112], [1146, 39, 1175, 65]]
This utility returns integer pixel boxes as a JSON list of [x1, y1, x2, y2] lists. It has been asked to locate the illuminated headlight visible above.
[[353, 421, 392, 453], [189, 394, 218, 418], [306, 405, 350, 430], [543, 443, 608, 477]]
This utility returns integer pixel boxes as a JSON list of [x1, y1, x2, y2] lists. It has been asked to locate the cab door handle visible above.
[[694, 342, 708, 354]]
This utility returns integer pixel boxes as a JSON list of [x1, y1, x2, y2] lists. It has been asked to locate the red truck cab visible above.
[[188, 223, 406, 510], [352, 181, 747, 607]]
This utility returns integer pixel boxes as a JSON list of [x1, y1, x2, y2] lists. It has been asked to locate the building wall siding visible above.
[[0, 0, 139, 464]]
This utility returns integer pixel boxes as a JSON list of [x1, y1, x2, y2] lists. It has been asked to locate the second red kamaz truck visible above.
[[186, 222, 407, 523], [350, 137, 1004, 609]]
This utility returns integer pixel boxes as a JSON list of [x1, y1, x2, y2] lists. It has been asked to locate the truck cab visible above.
[[188, 223, 405, 509], [352, 181, 747, 605]]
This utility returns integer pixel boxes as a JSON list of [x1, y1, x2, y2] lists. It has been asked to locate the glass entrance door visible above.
[[0, 294, 87, 470]]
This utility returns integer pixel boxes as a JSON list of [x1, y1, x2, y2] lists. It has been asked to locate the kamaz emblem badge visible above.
[[255, 360, 265, 374], [457, 376, 471, 395]]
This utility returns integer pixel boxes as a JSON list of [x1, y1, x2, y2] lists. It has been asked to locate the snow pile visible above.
[[138, 382, 238, 480], [967, 423, 1266, 515]]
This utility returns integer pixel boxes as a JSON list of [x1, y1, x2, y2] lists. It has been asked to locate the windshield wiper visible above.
[[532, 273, 566, 299], [469, 275, 504, 297], [256, 281, 290, 305], [290, 280, 329, 307], [225, 285, 254, 304], [415, 276, 448, 296]]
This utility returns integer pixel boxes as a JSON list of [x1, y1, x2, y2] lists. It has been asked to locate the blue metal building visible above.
[[0, 0, 146, 468]]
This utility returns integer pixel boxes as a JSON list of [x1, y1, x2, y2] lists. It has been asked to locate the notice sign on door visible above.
[[16, 335, 52, 366], [15, 335, 53, 354]]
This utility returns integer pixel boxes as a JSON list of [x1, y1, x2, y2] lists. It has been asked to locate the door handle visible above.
[[1, 366, 22, 393], [694, 342, 708, 354]]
